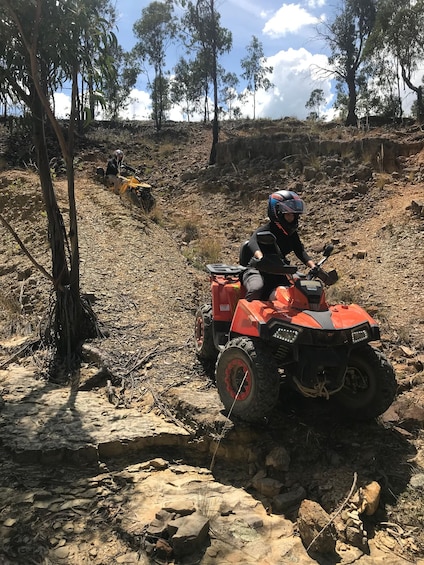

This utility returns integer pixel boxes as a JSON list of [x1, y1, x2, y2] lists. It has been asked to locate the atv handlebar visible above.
[[305, 245, 338, 285]]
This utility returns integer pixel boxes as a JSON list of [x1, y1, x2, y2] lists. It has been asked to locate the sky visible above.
[[54, 0, 415, 122], [119, 0, 333, 121]]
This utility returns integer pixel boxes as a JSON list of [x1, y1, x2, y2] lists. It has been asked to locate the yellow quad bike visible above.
[[117, 165, 156, 213], [97, 163, 156, 213]]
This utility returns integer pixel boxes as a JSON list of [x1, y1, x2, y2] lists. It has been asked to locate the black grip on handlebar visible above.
[[309, 267, 339, 285]]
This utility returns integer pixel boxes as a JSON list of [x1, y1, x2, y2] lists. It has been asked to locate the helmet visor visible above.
[[278, 198, 305, 214]]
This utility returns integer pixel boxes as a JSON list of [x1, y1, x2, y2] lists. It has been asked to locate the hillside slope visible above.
[[1, 120, 424, 564]]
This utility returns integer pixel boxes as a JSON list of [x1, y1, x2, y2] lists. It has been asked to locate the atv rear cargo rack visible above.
[[206, 264, 245, 277]]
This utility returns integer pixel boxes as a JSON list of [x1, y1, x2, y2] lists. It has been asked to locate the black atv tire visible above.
[[194, 304, 217, 360], [137, 187, 156, 213], [215, 336, 280, 423], [332, 344, 397, 420]]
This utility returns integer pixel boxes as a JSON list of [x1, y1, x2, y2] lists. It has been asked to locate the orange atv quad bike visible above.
[[194, 232, 397, 423]]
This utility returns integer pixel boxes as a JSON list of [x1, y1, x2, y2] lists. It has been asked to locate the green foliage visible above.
[[369, 0, 424, 122], [132, 0, 177, 130], [102, 46, 139, 120], [305, 89, 325, 119], [0, 0, 118, 123], [240, 35, 273, 120], [220, 72, 240, 120], [150, 74, 171, 124], [170, 57, 204, 121], [323, 0, 377, 126]]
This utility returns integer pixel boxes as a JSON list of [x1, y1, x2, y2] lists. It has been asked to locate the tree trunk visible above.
[[345, 69, 358, 126], [32, 92, 96, 373], [401, 66, 424, 123], [89, 79, 95, 121], [208, 1, 219, 165], [417, 86, 424, 124]]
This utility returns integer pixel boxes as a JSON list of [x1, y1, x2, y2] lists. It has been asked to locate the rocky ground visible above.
[[0, 119, 424, 564]]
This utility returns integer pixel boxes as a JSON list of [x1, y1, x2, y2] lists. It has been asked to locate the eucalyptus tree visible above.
[[369, 0, 424, 122], [0, 0, 116, 377], [170, 57, 203, 121], [361, 54, 403, 120], [305, 88, 325, 120], [220, 72, 239, 120], [179, 0, 232, 164], [78, 0, 118, 123], [133, 0, 177, 131], [321, 0, 377, 126], [102, 46, 139, 120], [240, 36, 273, 120]]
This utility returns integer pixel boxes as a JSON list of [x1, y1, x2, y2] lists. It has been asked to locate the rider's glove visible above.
[[248, 256, 262, 269]]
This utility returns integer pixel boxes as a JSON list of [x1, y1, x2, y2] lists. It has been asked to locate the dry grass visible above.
[[374, 173, 391, 189], [182, 236, 222, 268], [0, 292, 20, 315]]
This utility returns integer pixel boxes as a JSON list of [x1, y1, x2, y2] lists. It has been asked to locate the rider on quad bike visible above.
[[194, 192, 397, 423], [105, 149, 124, 191], [103, 150, 155, 213], [242, 190, 315, 301]]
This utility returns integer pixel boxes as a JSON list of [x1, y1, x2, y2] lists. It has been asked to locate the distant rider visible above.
[[243, 190, 316, 301], [105, 149, 124, 191]]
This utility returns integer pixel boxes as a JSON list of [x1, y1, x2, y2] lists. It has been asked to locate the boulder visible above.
[[168, 513, 210, 557], [297, 499, 337, 554]]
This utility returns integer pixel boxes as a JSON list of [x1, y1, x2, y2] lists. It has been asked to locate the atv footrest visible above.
[[206, 263, 244, 276]]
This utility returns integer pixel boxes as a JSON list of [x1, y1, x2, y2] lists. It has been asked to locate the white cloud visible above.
[[120, 89, 151, 120], [53, 92, 71, 119], [239, 48, 333, 120], [263, 3, 321, 38]]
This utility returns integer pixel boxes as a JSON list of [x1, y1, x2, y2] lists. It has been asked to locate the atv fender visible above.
[[230, 299, 271, 338], [329, 303, 380, 332]]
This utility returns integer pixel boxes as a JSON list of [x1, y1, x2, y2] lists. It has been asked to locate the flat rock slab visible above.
[[0, 364, 190, 463]]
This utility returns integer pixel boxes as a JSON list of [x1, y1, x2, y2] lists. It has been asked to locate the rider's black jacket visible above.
[[106, 156, 119, 176], [246, 221, 312, 265]]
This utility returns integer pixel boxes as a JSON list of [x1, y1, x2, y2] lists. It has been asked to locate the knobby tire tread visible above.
[[216, 336, 280, 423], [334, 344, 397, 420], [195, 304, 217, 360]]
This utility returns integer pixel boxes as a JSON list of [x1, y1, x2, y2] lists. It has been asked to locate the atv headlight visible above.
[[273, 327, 299, 344], [351, 326, 369, 344]]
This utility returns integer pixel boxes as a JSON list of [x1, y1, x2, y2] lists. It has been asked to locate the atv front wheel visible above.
[[194, 304, 217, 360], [333, 345, 397, 420], [215, 337, 280, 422]]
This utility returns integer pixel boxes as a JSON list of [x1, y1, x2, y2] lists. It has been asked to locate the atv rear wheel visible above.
[[333, 345, 397, 419], [215, 336, 280, 422], [194, 304, 217, 360]]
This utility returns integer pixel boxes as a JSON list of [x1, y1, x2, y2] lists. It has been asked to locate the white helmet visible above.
[[114, 149, 124, 162]]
